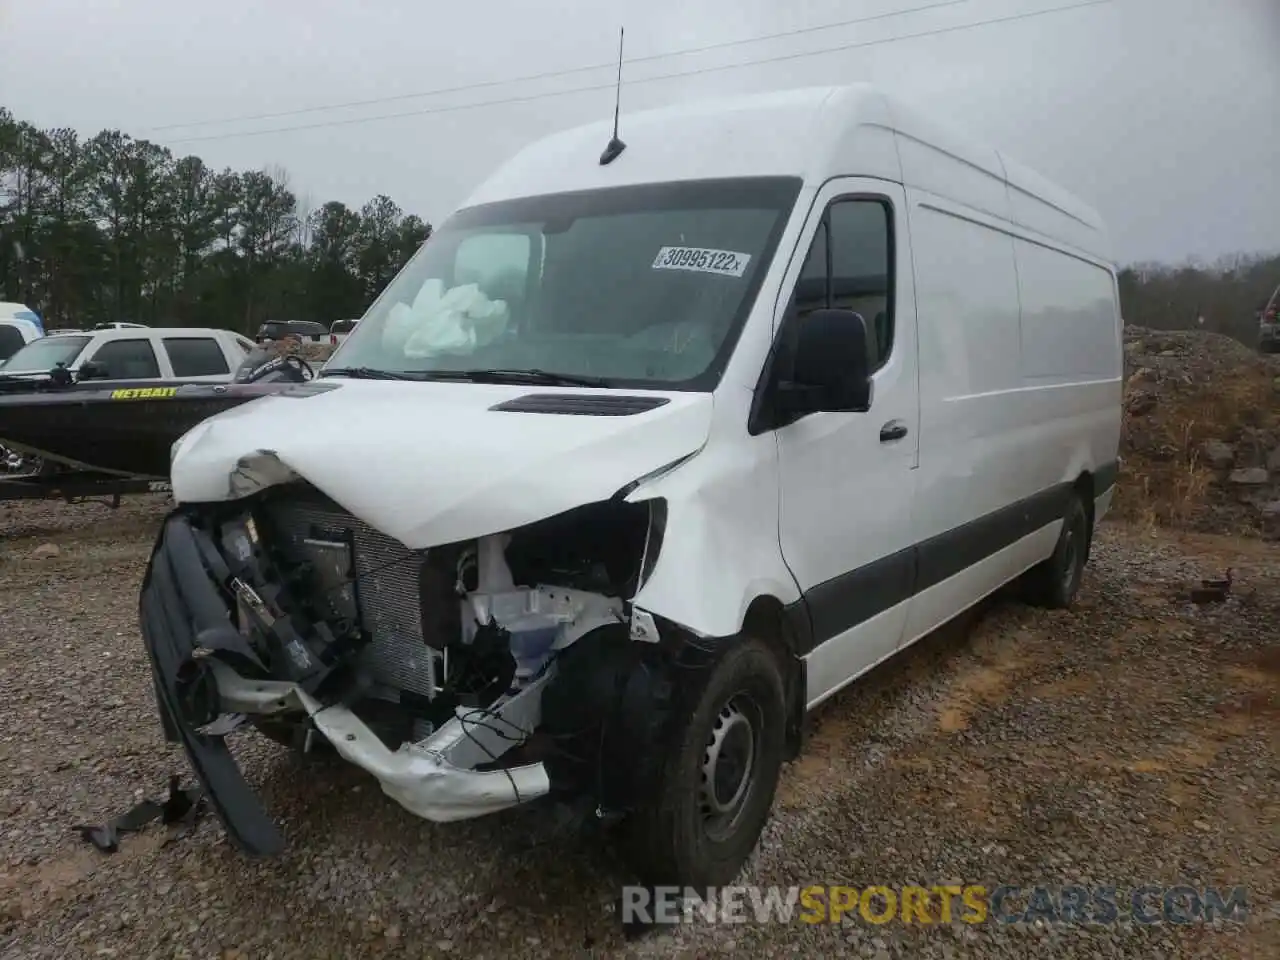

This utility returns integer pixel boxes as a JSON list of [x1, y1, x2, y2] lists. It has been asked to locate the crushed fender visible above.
[[75, 775, 206, 853]]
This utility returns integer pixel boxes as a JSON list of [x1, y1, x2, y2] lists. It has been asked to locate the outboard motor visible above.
[[233, 344, 315, 384]]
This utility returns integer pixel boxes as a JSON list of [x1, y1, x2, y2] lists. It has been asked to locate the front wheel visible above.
[[1022, 491, 1091, 609], [623, 637, 787, 889]]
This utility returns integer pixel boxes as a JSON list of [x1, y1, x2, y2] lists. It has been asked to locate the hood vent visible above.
[[489, 393, 670, 416]]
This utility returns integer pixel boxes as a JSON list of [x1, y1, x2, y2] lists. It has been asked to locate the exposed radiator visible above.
[[261, 494, 439, 700]]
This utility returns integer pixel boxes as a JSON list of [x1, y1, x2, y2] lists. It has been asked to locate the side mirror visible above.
[[778, 308, 873, 418], [76, 360, 107, 381]]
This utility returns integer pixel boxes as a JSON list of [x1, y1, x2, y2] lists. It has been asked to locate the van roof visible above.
[[461, 82, 1109, 263], [0, 302, 41, 322]]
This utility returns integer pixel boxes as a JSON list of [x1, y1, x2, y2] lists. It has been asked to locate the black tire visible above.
[[1022, 492, 1091, 609], [623, 637, 787, 889]]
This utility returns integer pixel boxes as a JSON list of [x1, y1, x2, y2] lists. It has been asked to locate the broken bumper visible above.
[[139, 512, 550, 857], [291, 685, 551, 822], [139, 514, 285, 856]]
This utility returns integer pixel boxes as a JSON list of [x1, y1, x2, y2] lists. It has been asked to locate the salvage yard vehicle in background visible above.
[[0, 326, 264, 484], [0, 318, 40, 363], [0, 301, 45, 364], [256, 320, 327, 344], [329, 317, 360, 346], [141, 83, 1123, 889], [0, 301, 44, 334], [0, 326, 253, 384], [0, 335, 318, 494]]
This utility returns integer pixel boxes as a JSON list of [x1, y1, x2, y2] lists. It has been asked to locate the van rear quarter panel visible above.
[[902, 121, 1121, 552], [1011, 239, 1123, 501], [907, 192, 1028, 543]]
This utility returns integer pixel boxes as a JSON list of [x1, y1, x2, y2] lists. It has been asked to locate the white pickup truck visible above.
[[328, 318, 360, 347], [0, 327, 255, 383]]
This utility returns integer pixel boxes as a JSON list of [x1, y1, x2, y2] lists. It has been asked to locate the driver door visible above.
[[772, 179, 921, 706]]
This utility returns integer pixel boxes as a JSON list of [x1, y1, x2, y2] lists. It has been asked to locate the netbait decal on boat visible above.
[[110, 387, 179, 400]]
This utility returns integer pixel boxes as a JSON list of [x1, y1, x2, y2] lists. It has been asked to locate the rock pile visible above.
[[1116, 324, 1280, 538]]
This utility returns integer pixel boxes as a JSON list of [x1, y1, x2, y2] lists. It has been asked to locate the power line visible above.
[[163, 0, 1112, 147], [148, 0, 980, 133]]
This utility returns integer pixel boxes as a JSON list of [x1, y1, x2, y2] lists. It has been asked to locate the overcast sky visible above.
[[2, 0, 1277, 264]]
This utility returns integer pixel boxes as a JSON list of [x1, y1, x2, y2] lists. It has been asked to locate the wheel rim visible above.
[[700, 693, 762, 842]]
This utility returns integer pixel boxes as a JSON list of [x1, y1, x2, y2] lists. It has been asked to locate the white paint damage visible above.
[[170, 378, 714, 548], [167, 373, 783, 817], [169, 377, 794, 642], [168, 376, 770, 641], [623, 431, 802, 639]]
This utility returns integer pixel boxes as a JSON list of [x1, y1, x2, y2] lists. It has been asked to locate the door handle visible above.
[[879, 420, 908, 442]]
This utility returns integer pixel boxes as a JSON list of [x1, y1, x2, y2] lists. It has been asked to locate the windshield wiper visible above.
[[319, 366, 612, 387], [451, 368, 612, 388], [318, 367, 428, 381]]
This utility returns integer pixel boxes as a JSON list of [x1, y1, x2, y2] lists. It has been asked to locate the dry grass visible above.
[[1112, 327, 1280, 538]]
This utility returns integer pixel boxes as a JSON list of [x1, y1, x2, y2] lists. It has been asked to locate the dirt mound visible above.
[[1115, 324, 1280, 538]]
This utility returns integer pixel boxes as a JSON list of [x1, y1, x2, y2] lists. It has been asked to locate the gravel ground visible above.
[[1, 497, 1276, 959]]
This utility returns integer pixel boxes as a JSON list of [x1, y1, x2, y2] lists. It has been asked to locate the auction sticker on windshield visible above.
[[652, 246, 751, 278]]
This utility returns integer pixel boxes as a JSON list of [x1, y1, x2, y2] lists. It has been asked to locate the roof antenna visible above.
[[599, 26, 627, 166]]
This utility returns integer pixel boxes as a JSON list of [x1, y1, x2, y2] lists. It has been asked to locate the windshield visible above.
[[0, 335, 90, 373], [329, 177, 801, 389]]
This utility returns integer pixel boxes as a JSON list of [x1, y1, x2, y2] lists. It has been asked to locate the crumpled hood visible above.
[[170, 379, 713, 548]]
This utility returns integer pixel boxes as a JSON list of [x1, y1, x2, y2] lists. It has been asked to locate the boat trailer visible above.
[[0, 469, 171, 507]]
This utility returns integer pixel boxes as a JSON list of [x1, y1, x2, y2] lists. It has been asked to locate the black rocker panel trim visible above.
[[783, 480, 1077, 656]]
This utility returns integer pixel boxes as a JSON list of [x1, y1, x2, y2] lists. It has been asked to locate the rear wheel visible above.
[[1022, 491, 1091, 609], [623, 637, 787, 889]]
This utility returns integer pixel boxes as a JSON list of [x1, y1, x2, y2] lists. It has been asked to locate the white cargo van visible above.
[[0, 318, 40, 363], [0, 302, 44, 334], [143, 84, 1122, 888], [0, 302, 44, 362]]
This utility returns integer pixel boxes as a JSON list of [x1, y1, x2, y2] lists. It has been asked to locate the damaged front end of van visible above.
[[139, 381, 795, 876], [138, 148, 812, 884]]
